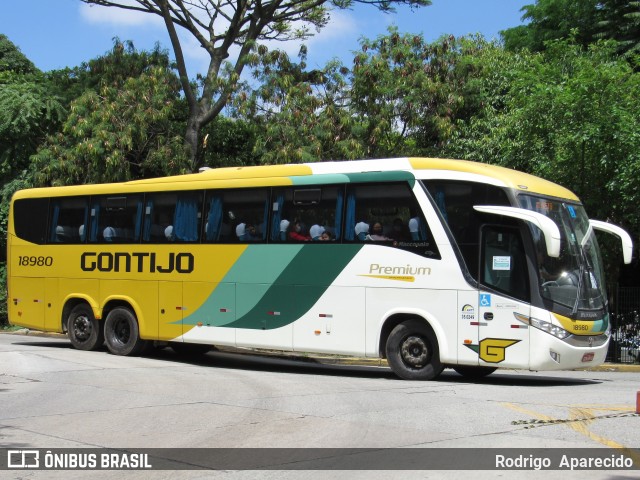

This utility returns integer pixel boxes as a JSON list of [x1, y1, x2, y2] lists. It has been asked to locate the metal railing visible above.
[[607, 285, 640, 364]]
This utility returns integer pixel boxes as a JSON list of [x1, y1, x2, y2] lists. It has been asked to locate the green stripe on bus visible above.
[[225, 244, 363, 330], [182, 245, 304, 327]]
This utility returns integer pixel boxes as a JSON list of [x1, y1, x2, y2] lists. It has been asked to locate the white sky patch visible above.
[[79, 1, 164, 28]]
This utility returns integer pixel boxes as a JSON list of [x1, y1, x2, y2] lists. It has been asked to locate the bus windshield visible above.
[[518, 195, 607, 314]]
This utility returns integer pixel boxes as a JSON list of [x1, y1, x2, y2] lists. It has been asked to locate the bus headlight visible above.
[[513, 313, 571, 340]]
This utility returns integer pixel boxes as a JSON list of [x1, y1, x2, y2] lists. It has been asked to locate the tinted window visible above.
[[345, 183, 439, 258], [423, 181, 510, 275], [89, 194, 143, 243], [481, 225, 530, 302], [13, 198, 49, 244], [143, 192, 203, 243], [271, 186, 341, 242], [49, 197, 89, 244], [203, 188, 269, 243]]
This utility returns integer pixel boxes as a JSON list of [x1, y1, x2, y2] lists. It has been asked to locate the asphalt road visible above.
[[0, 332, 638, 480]]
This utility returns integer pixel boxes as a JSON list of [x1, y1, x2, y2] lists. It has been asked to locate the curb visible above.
[[2, 330, 640, 372]]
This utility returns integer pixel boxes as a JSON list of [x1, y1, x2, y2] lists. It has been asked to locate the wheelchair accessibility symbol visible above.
[[480, 294, 491, 307]]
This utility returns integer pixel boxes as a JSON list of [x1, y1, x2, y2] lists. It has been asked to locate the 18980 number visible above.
[[18, 256, 53, 267]]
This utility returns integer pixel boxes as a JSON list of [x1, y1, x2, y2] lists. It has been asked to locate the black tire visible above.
[[452, 366, 497, 379], [170, 342, 213, 356], [104, 307, 148, 356], [67, 304, 104, 351], [385, 319, 444, 380]]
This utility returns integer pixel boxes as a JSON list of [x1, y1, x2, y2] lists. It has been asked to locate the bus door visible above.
[[476, 225, 531, 369]]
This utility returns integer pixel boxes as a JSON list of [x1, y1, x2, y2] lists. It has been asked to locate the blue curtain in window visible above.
[[206, 195, 223, 242], [261, 199, 269, 240], [334, 189, 344, 240], [174, 195, 199, 242], [270, 192, 284, 241], [344, 191, 356, 241], [79, 205, 88, 242], [49, 202, 60, 242], [89, 202, 100, 242], [143, 200, 153, 242], [435, 188, 448, 224], [134, 199, 144, 240], [419, 217, 428, 241]]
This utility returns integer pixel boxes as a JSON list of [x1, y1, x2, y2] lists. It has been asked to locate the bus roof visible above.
[[13, 157, 579, 202]]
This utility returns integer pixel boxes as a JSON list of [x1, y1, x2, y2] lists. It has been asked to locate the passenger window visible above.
[[89, 195, 143, 243], [344, 183, 439, 258], [270, 186, 341, 242], [49, 197, 89, 244], [142, 192, 202, 243], [14, 198, 49, 244], [203, 188, 268, 243]]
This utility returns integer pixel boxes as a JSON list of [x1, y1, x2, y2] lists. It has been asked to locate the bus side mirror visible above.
[[474, 205, 561, 258], [589, 220, 633, 264]]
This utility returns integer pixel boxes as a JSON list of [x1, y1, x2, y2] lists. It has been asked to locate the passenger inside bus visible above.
[[288, 220, 311, 241], [355, 222, 369, 241]]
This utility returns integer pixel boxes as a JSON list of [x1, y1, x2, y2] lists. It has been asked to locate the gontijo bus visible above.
[[7, 157, 633, 380]]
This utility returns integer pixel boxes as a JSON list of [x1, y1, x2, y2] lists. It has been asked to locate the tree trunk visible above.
[[185, 116, 200, 172]]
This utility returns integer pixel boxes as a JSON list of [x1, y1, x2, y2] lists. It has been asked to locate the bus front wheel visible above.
[[386, 320, 444, 381], [104, 307, 148, 356], [67, 304, 104, 351]]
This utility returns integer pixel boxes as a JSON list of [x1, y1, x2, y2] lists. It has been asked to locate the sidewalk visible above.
[[3, 328, 640, 372]]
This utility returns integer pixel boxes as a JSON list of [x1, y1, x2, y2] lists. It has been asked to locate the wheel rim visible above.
[[112, 316, 131, 346], [400, 335, 429, 368], [72, 315, 92, 341]]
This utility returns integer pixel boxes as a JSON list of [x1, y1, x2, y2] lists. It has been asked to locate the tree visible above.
[[501, 0, 600, 52], [30, 41, 191, 185], [236, 47, 363, 163], [445, 39, 640, 278], [0, 35, 66, 185], [501, 0, 640, 55], [82, 0, 431, 170], [350, 31, 491, 157]]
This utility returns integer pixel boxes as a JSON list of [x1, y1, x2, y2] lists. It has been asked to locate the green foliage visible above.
[[350, 30, 493, 156], [445, 38, 640, 276], [31, 65, 190, 185], [501, 0, 640, 56], [0, 34, 37, 74], [237, 48, 365, 163], [200, 117, 260, 168], [0, 37, 66, 185], [501, 0, 600, 52]]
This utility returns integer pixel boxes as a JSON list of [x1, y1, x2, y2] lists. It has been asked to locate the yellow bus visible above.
[[6, 158, 633, 380]]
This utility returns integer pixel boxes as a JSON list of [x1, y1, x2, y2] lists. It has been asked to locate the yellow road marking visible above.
[[502, 402, 640, 463]]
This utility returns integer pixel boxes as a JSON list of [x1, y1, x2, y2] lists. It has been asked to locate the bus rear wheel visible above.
[[104, 307, 148, 356], [67, 304, 104, 351], [385, 320, 444, 380]]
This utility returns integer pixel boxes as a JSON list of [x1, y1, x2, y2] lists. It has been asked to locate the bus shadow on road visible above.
[[11, 338, 604, 385]]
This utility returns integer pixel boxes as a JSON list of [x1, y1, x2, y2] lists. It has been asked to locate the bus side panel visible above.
[[365, 288, 458, 364], [179, 282, 236, 346], [8, 277, 45, 330], [158, 281, 183, 341], [44, 278, 60, 332], [293, 286, 366, 356], [100, 279, 159, 340], [234, 283, 293, 350]]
